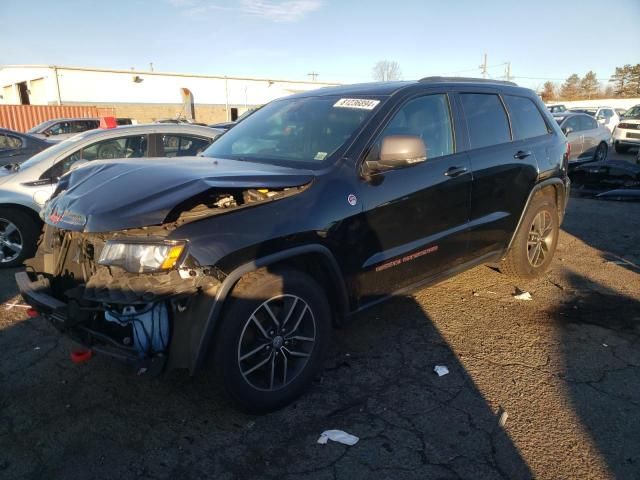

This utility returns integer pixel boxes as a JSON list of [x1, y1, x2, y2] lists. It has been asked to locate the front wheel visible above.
[[212, 268, 332, 413], [500, 194, 559, 281], [0, 208, 40, 268]]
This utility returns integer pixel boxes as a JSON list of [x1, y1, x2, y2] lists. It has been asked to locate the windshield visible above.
[[623, 105, 640, 119], [203, 95, 382, 166], [18, 133, 86, 170], [27, 120, 55, 134]]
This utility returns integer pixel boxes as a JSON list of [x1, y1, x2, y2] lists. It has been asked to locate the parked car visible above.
[[553, 112, 611, 163], [0, 124, 222, 267], [569, 106, 619, 132], [209, 108, 259, 132], [612, 104, 640, 154], [616, 108, 628, 118], [0, 128, 54, 167], [17, 78, 569, 412], [547, 104, 567, 113], [27, 117, 134, 142]]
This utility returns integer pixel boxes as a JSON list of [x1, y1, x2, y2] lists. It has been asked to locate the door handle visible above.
[[514, 150, 532, 159], [444, 166, 468, 177]]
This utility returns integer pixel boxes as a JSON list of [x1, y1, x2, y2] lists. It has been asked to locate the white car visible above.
[[569, 106, 620, 133], [613, 104, 640, 154]]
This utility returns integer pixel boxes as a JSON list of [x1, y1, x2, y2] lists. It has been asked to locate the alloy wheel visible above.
[[0, 218, 23, 264], [595, 143, 607, 161], [237, 294, 316, 391], [527, 211, 554, 268]]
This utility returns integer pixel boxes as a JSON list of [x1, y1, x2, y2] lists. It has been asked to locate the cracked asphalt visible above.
[[1, 194, 639, 479]]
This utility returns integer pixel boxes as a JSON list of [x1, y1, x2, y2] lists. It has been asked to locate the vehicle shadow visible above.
[[547, 270, 640, 480], [561, 198, 640, 274], [0, 266, 21, 304], [0, 288, 534, 479]]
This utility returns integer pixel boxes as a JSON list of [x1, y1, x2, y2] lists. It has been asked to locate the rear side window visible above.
[[503, 95, 549, 140], [460, 93, 511, 149], [578, 116, 598, 131], [161, 135, 212, 157]]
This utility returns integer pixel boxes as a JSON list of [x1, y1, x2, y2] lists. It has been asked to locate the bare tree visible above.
[[540, 81, 557, 102], [372, 60, 402, 82]]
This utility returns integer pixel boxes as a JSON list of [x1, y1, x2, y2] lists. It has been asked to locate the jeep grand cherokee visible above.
[[17, 78, 570, 412]]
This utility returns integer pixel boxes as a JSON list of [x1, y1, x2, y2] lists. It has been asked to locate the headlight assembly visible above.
[[98, 240, 186, 273]]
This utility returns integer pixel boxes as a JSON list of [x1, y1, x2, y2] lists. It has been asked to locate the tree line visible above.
[[541, 64, 640, 102]]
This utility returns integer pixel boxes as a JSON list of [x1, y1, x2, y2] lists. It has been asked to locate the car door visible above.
[[458, 91, 539, 258], [579, 115, 600, 157], [562, 116, 583, 159], [0, 133, 23, 164], [355, 92, 471, 303]]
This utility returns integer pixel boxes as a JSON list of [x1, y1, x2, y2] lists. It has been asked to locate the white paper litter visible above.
[[498, 410, 509, 427], [513, 291, 532, 301], [434, 365, 449, 377], [317, 430, 359, 446]]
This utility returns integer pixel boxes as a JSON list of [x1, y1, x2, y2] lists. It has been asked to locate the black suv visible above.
[[17, 78, 570, 412]]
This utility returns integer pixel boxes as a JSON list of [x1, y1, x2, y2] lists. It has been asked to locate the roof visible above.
[[77, 123, 224, 138], [286, 77, 528, 99]]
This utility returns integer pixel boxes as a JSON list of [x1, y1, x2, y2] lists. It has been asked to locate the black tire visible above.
[[614, 144, 629, 154], [0, 207, 40, 268], [212, 268, 331, 413], [500, 193, 559, 281], [593, 142, 608, 162]]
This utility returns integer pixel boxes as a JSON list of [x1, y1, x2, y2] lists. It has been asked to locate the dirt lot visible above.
[[1, 176, 639, 478]]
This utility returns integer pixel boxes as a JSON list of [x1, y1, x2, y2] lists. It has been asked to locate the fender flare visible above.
[[504, 177, 568, 255], [191, 244, 349, 372]]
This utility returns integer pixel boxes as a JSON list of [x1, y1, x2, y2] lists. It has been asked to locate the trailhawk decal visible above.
[[374, 246, 439, 272], [333, 98, 380, 110]]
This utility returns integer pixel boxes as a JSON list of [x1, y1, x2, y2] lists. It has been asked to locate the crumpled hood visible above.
[[43, 157, 315, 232]]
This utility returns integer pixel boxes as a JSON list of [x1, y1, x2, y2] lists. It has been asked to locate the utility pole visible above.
[[307, 72, 319, 81], [479, 53, 488, 79], [505, 62, 511, 82], [149, 62, 154, 72]]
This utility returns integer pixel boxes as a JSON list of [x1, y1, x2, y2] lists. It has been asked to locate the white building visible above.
[[0, 65, 339, 122]]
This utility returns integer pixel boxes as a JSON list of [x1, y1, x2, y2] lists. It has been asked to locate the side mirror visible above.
[[366, 135, 427, 172], [562, 127, 573, 136]]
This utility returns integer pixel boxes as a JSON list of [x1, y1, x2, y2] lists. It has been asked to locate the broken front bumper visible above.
[[16, 270, 220, 373]]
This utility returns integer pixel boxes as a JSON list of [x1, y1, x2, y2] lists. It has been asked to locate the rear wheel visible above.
[[500, 194, 559, 281], [0, 208, 40, 268], [594, 142, 608, 162], [213, 268, 331, 413]]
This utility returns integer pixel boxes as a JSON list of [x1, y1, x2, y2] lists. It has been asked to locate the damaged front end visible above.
[[19, 224, 222, 372], [17, 156, 313, 373]]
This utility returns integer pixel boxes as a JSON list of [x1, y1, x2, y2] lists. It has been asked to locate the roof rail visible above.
[[419, 76, 518, 87]]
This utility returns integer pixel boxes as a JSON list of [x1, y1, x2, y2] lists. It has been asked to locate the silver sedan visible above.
[[0, 123, 222, 267], [552, 112, 612, 163]]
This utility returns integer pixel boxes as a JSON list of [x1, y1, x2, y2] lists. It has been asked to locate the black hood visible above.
[[43, 157, 315, 232]]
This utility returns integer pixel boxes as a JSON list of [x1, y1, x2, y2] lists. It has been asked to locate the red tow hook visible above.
[[70, 349, 93, 364], [26, 308, 38, 318]]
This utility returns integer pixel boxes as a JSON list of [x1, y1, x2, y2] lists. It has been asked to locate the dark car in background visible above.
[[27, 117, 134, 142], [17, 78, 569, 412], [0, 128, 53, 167]]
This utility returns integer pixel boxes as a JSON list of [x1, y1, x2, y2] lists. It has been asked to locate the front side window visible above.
[[503, 95, 549, 140], [203, 95, 381, 166], [162, 135, 212, 157], [575, 116, 597, 131], [460, 93, 511, 149], [46, 122, 72, 135], [0, 134, 22, 150], [368, 94, 454, 161], [562, 117, 581, 133], [42, 135, 147, 179]]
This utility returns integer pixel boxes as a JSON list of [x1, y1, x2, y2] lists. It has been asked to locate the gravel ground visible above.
[[0, 187, 639, 479]]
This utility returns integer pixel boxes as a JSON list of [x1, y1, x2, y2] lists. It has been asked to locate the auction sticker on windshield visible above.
[[334, 98, 380, 110]]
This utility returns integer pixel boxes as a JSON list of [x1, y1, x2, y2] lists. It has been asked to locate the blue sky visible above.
[[1, 0, 638, 90]]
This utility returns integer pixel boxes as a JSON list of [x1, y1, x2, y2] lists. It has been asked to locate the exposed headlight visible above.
[[98, 240, 186, 273]]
